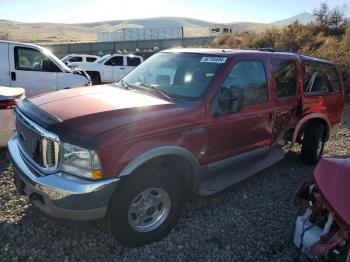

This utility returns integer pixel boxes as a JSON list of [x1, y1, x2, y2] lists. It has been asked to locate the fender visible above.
[[292, 113, 331, 145], [118, 146, 201, 177]]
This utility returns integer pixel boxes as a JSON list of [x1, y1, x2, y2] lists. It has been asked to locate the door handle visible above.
[[119, 67, 125, 69], [11, 72, 16, 81]]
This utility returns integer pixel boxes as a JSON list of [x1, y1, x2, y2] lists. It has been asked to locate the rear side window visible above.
[[304, 64, 340, 93], [69, 56, 83, 62], [86, 57, 97, 62], [127, 57, 141, 67], [272, 59, 297, 98], [105, 56, 123, 66]]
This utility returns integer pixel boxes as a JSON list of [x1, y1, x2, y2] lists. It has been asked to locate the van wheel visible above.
[[301, 123, 325, 165], [107, 165, 183, 247], [87, 71, 101, 85]]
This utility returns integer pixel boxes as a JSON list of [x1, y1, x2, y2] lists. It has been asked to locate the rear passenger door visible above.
[[203, 59, 275, 164], [271, 58, 300, 143]]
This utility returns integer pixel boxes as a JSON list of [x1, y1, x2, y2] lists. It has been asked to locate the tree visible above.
[[313, 2, 348, 36]]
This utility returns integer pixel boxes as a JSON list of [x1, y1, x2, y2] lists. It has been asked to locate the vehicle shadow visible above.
[[0, 147, 10, 172]]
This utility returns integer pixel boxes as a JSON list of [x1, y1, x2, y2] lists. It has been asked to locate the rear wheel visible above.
[[301, 123, 326, 165], [107, 165, 183, 247]]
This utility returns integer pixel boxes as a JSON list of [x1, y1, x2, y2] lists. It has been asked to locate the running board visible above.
[[198, 147, 284, 196]]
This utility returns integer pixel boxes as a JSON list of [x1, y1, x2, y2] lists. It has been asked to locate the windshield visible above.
[[61, 55, 72, 63], [123, 52, 227, 99], [96, 54, 111, 64]]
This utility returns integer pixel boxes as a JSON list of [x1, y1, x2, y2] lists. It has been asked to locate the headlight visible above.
[[62, 143, 102, 180]]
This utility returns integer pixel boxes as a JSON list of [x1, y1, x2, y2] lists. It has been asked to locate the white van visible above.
[[0, 41, 90, 97]]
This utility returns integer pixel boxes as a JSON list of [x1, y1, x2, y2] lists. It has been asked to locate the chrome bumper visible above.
[[7, 134, 119, 221]]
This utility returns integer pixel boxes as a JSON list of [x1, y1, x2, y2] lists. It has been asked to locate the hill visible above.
[[0, 13, 317, 43]]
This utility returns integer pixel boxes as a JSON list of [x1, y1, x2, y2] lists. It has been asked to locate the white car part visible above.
[[294, 209, 334, 252]]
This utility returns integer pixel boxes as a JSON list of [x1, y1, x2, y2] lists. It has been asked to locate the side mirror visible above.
[[215, 86, 243, 115]]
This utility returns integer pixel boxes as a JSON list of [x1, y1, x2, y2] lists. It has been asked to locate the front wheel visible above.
[[301, 123, 326, 165], [107, 165, 183, 247]]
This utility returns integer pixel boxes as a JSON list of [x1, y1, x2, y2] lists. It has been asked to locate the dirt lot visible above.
[[0, 103, 349, 262]]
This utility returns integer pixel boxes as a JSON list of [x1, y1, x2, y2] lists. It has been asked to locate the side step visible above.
[[198, 147, 284, 196]]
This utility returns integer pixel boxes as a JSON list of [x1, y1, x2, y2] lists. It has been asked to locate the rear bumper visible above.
[[7, 134, 119, 221]]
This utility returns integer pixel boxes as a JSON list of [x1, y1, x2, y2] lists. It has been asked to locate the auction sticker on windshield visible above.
[[200, 57, 227, 63]]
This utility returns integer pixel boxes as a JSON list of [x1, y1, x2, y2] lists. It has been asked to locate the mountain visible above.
[[272, 12, 316, 25]]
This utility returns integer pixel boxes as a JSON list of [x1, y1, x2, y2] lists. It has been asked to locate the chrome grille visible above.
[[16, 110, 60, 172]]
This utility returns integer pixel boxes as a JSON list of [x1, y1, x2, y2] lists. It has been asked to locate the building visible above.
[[209, 24, 234, 36], [97, 26, 184, 42]]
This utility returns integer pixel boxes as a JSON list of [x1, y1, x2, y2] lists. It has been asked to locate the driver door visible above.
[[9, 45, 58, 97], [201, 59, 274, 165], [104, 56, 125, 82]]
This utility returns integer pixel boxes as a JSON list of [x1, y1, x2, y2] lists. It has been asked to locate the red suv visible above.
[[8, 49, 345, 246]]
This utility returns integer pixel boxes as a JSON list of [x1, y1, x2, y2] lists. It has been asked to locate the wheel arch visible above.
[[292, 113, 331, 145], [118, 146, 202, 192]]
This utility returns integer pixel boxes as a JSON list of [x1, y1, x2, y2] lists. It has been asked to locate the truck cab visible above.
[[0, 41, 90, 97], [69, 54, 143, 84]]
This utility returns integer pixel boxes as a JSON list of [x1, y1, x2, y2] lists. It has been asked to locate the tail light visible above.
[[0, 99, 16, 109]]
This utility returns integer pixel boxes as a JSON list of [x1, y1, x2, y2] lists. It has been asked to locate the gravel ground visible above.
[[0, 104, 349, 262]]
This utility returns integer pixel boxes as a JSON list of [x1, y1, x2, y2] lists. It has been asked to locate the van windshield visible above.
[[122, 52, 227, 99]]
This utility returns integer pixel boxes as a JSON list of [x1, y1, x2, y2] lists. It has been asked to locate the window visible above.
[[272, 59, 297, 97], [211, 28, 220, 33], [105, 56, 123, 66], [304, 64, 340, 93], [69, 56, 83, 63], [14, 47, 59, 72], [86, 57, 97, 62], [127, 57, 141, 67], [15, 47, 46, 71], [221, 60, 268, 106]]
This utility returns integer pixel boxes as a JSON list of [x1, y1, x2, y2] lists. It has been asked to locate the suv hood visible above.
[[27, 85, 184, 144], [315, 158, 350, 225]]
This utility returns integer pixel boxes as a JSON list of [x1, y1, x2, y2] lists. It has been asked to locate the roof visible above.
[[163, 48, 300, 58], [0, 40, 46, 51], [163, 48, 335, 65], [300, 54, 335, 66]]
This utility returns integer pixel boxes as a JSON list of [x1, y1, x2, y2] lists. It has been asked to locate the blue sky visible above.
[[0, 0, 348, 23]]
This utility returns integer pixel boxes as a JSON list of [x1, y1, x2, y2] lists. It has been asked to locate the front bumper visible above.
[[7, 134, 119, 221]]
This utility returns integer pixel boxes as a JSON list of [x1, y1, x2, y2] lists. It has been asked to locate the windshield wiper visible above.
[[136, 83, 174, 103]]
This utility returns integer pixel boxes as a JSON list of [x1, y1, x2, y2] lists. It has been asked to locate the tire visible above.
[[107, 164, 183, 247], [87, 71, 101, 85], [301, 123, 326, 165]]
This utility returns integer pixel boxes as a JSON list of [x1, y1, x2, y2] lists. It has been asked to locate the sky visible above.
[[0, 0, 349, 24]]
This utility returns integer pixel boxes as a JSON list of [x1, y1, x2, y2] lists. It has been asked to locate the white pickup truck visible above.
[[69, 54, 144, 84], [0, 41, 90, 98]]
